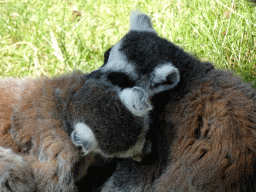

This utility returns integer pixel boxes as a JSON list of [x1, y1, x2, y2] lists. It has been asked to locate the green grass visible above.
[[0, 0, 255, 87]]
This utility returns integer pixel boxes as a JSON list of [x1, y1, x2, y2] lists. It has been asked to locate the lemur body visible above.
[[87, 11, 256, 191], [0, 71, 152, 192]]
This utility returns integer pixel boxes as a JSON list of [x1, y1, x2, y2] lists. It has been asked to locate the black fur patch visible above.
[[107, 72, 135, 89]]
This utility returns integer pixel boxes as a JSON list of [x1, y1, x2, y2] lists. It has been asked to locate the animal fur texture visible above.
[[0, 71, 152, 192], [88, 11, 256, 192]]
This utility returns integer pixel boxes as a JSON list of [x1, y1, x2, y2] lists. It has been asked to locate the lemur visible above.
[[87, 10, 256, 191], [0, 71, 152, 192]]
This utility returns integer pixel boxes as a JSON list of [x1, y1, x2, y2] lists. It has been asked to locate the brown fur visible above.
[[0, 72, 98, 192], [154, 70, 256, 192], [101, 67, 256, 192]]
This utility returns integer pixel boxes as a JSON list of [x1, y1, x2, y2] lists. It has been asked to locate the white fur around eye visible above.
[[100, 41, 137, 79]]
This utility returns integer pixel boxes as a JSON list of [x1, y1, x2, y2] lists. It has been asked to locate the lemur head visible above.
[[56, 79, 152, 162], [87, 10, 180, 98]]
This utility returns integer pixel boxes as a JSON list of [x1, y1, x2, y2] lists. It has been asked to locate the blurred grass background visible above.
[[0, 0, 255, 87]]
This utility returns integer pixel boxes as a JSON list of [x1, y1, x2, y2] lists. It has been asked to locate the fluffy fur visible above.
[[93, 11, 256, 191], [0, 71, 152, 192]]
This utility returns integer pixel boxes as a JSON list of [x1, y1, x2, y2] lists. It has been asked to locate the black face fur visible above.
[[69, 80, 143, 153], [86, 13, 181, 97], [55, 78, 152, 159], [87, 11, 216, 109]]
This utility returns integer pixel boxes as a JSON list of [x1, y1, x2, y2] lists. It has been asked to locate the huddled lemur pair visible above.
[[1, 10, 256, 192]]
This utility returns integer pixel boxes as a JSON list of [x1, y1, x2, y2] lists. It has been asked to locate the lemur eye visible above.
[[107, 72, 135, 89]]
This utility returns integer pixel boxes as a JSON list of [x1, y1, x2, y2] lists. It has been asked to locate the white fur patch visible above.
[[100, 41, 137, 79], [118, 87, 152, 117], [73, 123, 95, 142], [72, 123, 97, 155], [150, 63, 180, 95], [130, 10, 156, 33], [153, 63, 179, 84]]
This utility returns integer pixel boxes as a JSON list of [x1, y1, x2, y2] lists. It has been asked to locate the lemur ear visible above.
[[71, 123, 97, 156], [129, 10, 156, 33], [151, 63, 180, 94], [119, 86, 153, 117]]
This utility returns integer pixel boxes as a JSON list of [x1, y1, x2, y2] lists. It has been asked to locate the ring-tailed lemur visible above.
[[0, 71, 152, 192], [87, 10, 256, 192]]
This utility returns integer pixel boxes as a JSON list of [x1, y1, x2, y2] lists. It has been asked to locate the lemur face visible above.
[[57, 79, 152, 161], [87, 10, 180, 98]]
